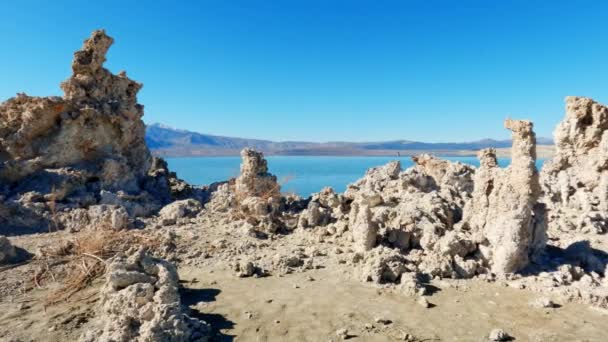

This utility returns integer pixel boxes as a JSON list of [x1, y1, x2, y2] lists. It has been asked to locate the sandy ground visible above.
[[1, 219, 607, 342], [180, 266, 607, 342], [2, 262, 607, 342]]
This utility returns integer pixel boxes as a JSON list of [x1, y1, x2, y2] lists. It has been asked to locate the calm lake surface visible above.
[[166, 156, 546, 197]]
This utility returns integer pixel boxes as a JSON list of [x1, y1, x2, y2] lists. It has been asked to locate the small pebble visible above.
[[336, 328, 349, 339], [374, 317, 392, 325], [530, 297, 556, 309], [417, 297, 430, 308], [488, 328, 510, 341]]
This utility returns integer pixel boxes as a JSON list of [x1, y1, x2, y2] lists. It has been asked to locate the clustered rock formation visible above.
[[541, 97, 608, 234], [208, 148, 295, 234], [0, 30, 186, 235], [0, 31, 213, 340], [332, 120, 545, 280], [213, 119, 553, 281], [2, 29, 608, 340], [81, 248, 211, 342], [218, 119, 547, 281]]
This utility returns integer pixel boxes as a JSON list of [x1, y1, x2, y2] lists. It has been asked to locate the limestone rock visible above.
[[529, 297, 556, 309], [416, 296, 431, 308], [358, 246, 410, 283], [145, 157, 196, 201], [0, 30, 173, 232], [412, 154, 475, 193], [234, 259, 263, 278], [488, 328, 510, 341], [298, 187, 343, 229], [235, 148, 280, 199], [81, 248, 211, 342], [345, 160, 402, 205], [158, 199, 202, 225], [206, 183, 236, 212], [0, 30, 150, 189], [208, 148, 286, 234], [459, 120, 546, 275], [57, 205, 130, 232], [351, 203, 377, 252], [540, 97, 608, 234], [331, 154, 483, 279], [0, 236, 16, 264]]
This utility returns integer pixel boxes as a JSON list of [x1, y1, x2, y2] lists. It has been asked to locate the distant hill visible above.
[[146, 123, 554, 157]]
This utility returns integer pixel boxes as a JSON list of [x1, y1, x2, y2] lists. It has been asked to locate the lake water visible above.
[[166, 156, 546, 197]]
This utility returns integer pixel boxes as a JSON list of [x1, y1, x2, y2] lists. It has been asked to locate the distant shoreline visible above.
[[146, 123, 556, 160], [152, 145, 556, 159]]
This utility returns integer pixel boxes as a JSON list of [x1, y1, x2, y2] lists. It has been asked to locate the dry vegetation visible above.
[[31, 229, 165, 306]]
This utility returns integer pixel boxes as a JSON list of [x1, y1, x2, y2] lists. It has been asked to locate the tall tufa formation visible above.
[[460, 120, 546, 275], [0, 30, 172, 233], [540, 97, 608, 234], [235, 148, 280, 199], [0, 30, 150, 190]]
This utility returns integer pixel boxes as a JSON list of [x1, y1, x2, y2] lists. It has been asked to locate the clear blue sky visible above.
[[1, 1, 607, 142]]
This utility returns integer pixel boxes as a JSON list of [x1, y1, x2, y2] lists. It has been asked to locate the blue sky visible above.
[[1, 1, 607, 142]]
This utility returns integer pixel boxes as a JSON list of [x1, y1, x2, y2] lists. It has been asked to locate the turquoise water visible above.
[[166, 156, 546, 197]]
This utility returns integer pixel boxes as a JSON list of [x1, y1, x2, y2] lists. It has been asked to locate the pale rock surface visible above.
[[459, 120, 546, 275], [0, 30, 175, 233], [356, 246, 411, 283], [158, 199, 202, 225], [350, 203, 377, 252], [81, 248, 210, 342], [235, 148, 280, 199], [298, 187, 344, 229], [0, 235, 16, 264], [337, 157, 480, 279], [540, 97, 608, 234], [488, 328, 510, 341], [207, 148, 287, 234], [0, 30, 149, 190], [411, 154, 475, 194], [56, 204, 130, 232], [205, 183, 236, 213]]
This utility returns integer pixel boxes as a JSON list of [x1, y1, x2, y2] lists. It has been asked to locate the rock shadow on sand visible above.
[[180, 287, 236, 341]]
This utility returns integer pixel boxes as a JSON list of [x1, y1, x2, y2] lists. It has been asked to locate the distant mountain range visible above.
[[146, 123, 554, 157]]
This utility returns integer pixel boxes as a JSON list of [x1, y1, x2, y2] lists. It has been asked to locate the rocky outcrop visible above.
[[0, 236, 16, 264], [158, 199, 202, 226], [343, 158, 474, 255], [81, 248, 210, 342], [0, 30, 174, 234], [411, 154, 475, 194], [460, 119, 546, 275], [57, 204, 130, 232], [334, 120, 549, 279], [207, 148, 287, 234], [350, 203, 377, 251], [540, 97, 608, 234], [145, 157, 199, 202], [235, 148, 280, 199], [0, 30, 149, 190], [334, 157, 482, 279], [298, 187, 344, 229]]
